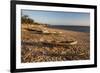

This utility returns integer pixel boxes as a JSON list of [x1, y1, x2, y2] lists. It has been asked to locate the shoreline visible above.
[[48, 25, 90, 33]]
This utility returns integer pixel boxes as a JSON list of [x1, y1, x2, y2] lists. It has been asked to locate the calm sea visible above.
[[48, 25, 90, 33]]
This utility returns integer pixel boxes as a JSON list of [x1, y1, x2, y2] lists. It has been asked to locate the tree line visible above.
[[21, 15, 48, 26], [21, 15, 34, 24]]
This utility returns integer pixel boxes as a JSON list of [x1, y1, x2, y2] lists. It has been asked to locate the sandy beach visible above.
[[21, 24, 90, 63]]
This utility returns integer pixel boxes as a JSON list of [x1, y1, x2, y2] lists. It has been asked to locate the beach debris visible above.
[[59, 40, 78, 45], [28, 48, 32, 51], [42, 30, 49, 34], [40, 38, 44, 42], [79, 53, 85, 56], [32, 51, 43, 56], [61, 51, 66, 55], [42, 51, 48, 55], [59, 31, 63, 34], [52, 31, 57, 34]]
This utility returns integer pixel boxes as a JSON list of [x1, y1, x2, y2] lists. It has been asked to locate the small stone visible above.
[[29, 48, 32, 51], [61, 51, 66, 55]]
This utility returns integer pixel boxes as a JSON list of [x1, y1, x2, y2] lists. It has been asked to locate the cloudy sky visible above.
[[21, 10, 90, 26]]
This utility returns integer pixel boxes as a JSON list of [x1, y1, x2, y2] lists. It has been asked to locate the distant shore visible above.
[[48, 25, 90, 33]]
